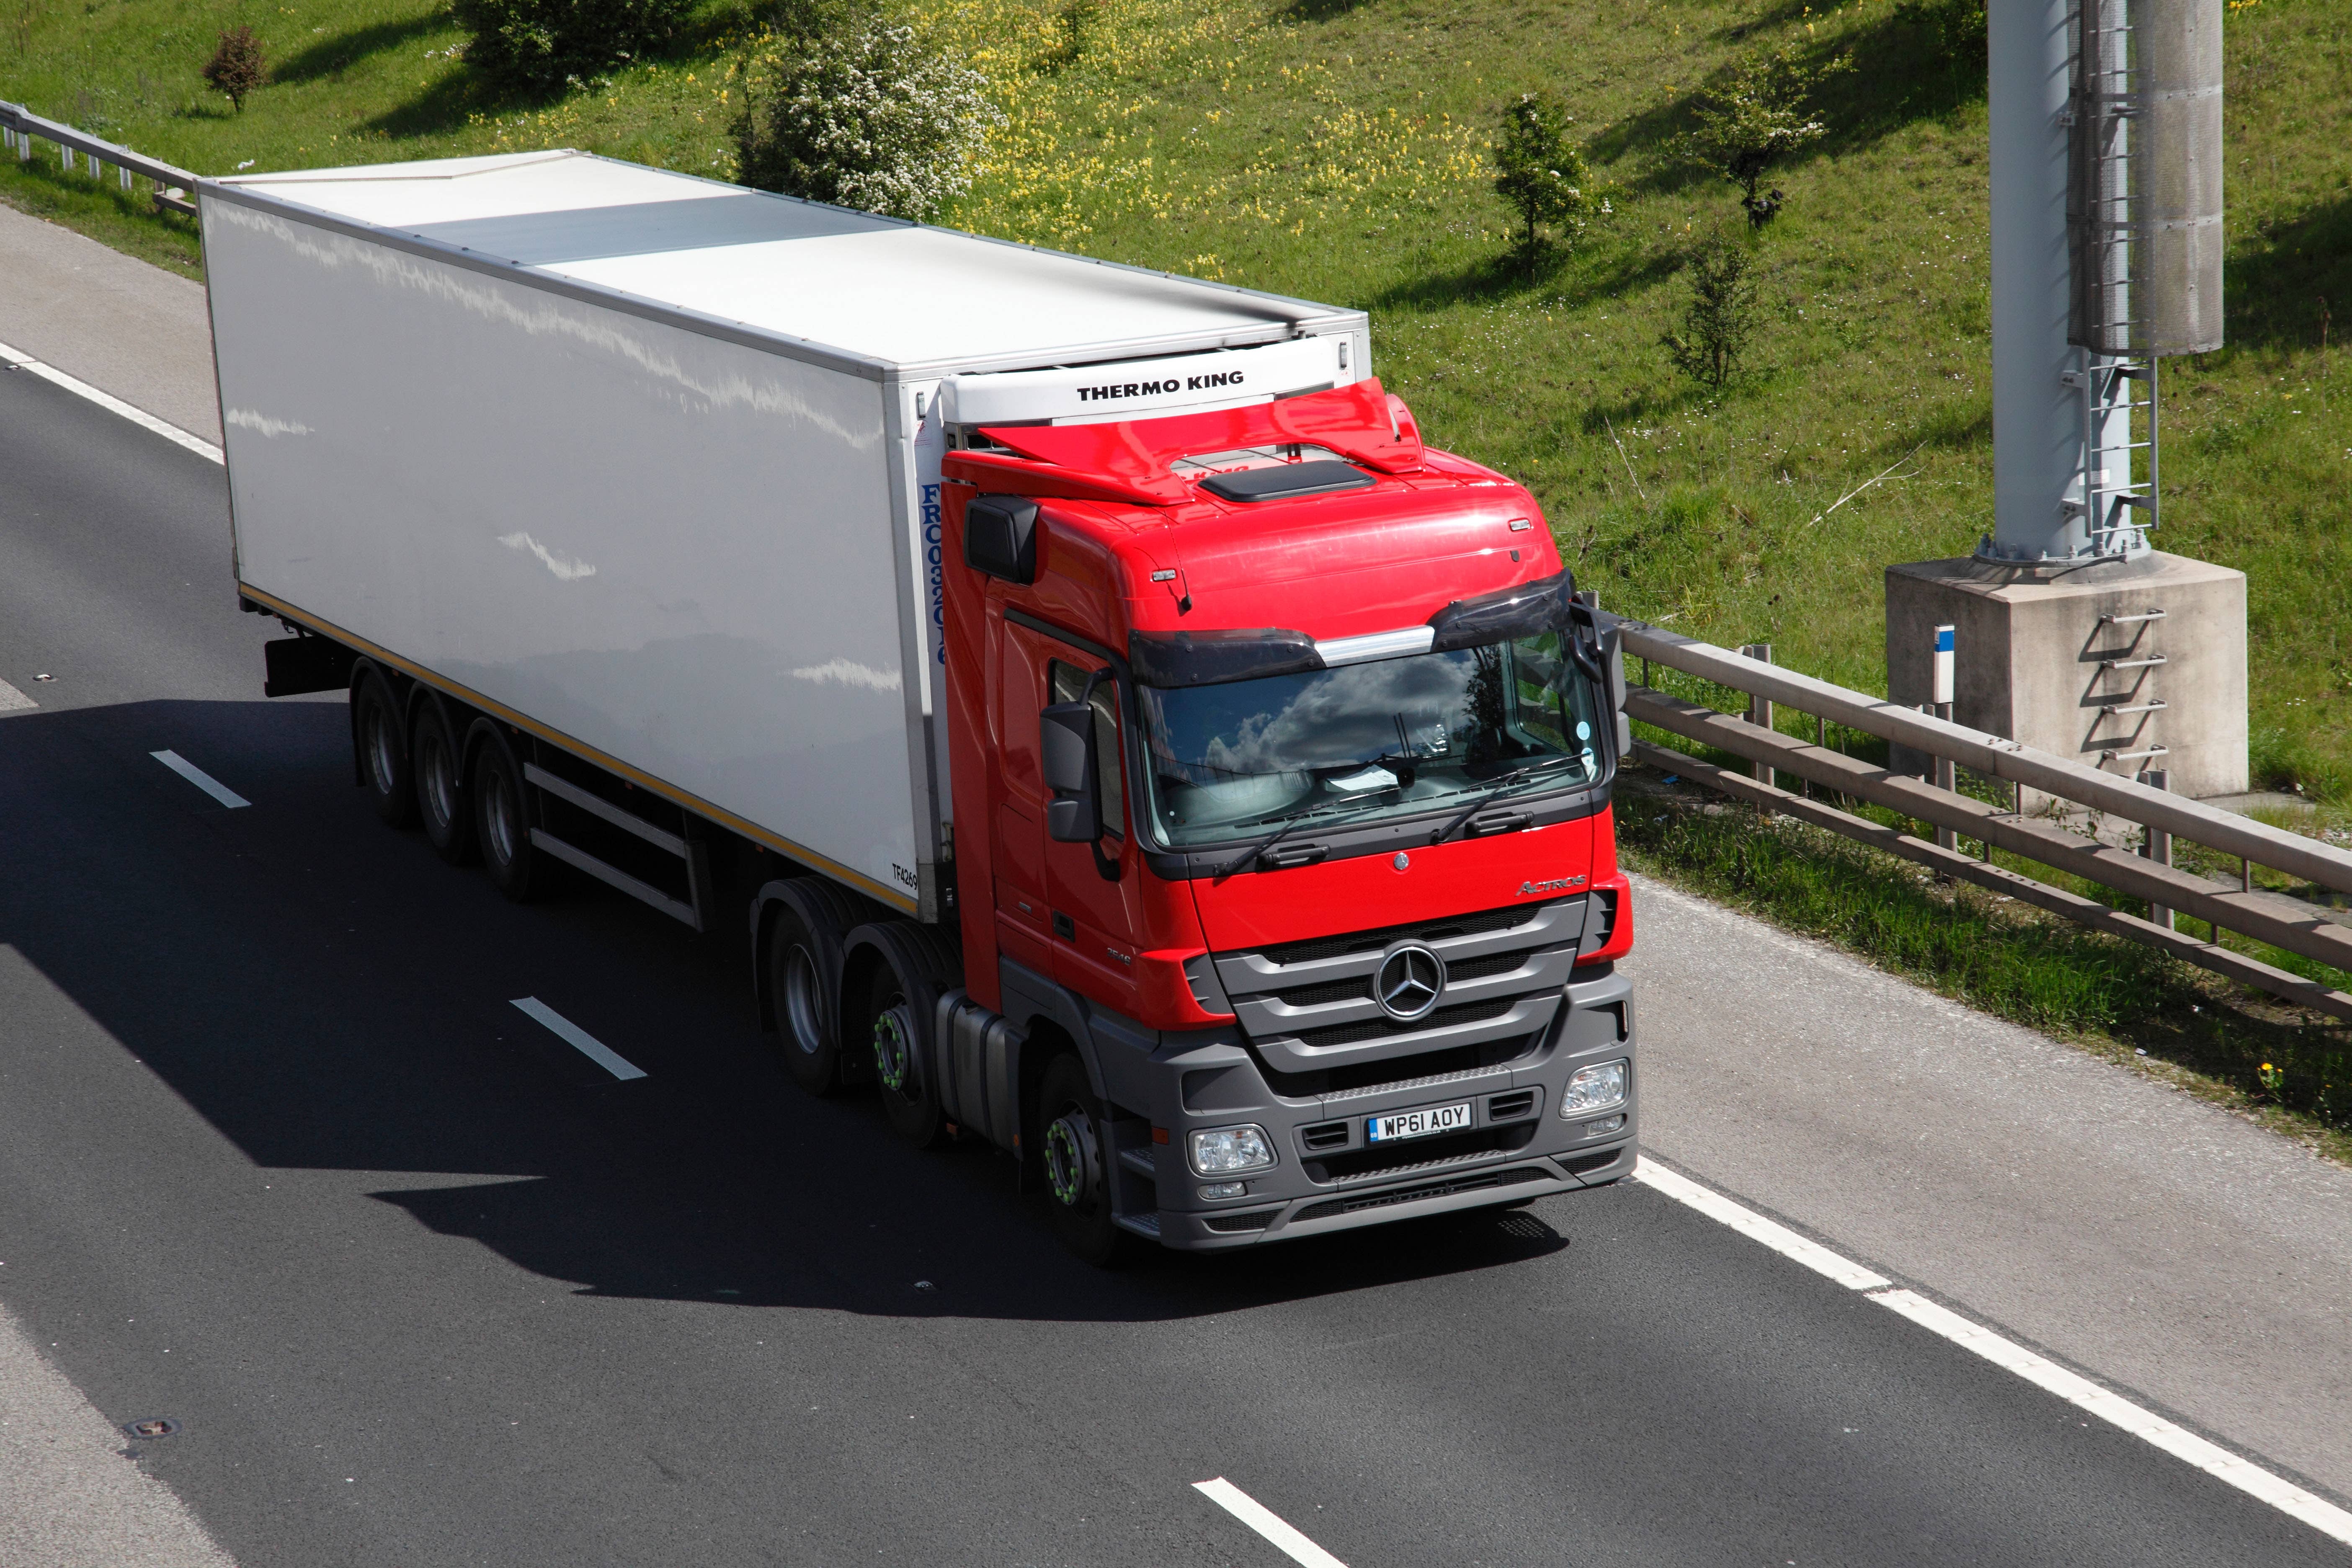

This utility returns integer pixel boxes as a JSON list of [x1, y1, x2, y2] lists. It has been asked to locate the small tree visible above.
[[1683, 44, 1844, 229], [1492, 90, 1602, 278], [201, 26, 266, 113], [734, 16, 1001, 221], [453, 0, 693, 90], [1664, 234, 1760, 388]]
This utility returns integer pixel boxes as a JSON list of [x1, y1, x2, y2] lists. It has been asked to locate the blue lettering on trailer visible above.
[[922, 483, 946, 665]]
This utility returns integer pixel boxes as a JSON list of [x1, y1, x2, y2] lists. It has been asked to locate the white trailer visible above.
[[202, 150, 1369, 920]]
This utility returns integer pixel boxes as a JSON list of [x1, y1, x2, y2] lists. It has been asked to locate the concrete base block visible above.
[[1885, 551, 2247, 805]]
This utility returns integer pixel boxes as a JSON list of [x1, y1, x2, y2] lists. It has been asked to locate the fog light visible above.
[[1199, 1181, 1248, 1200], [1188, 1124, 1275, 1176], [1561, 1059, 1627, 1115], [1583, 1114, 1625, 1138]]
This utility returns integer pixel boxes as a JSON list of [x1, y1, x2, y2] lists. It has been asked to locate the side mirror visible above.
[[965, 494, 1039, 584], [1602, 624, 1632, 758], [1040, 701, 1099, 842]]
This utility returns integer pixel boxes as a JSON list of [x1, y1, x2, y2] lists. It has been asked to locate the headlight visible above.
[[1188, 1124, 1275, 1175], [1560, 1059, 1627, 1116]]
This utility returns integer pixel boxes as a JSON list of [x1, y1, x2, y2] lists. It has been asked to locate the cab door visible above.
[[993, 619, 1055, 975], [1037, 645, 1145, 1016]]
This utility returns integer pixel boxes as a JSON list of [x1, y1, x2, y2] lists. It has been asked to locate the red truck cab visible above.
[[935, 379, 1637, 1259]]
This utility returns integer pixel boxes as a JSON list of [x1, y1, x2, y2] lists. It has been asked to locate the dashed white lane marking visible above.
[[510, 998, 646, 1081], [1630, 1156, 2352, 1546], [0, 338, 224, 464], [1192, 1478, 1348, 1568], [150, 749, 250, 809], [0, 676, 34, 713]]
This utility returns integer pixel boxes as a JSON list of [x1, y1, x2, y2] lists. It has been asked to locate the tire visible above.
[[353, 670, 415, 828], [767, 901, 843, 1096], [854, 923, 961, 1149], [469, 722, 545, 903], [1036, 1055, 1135, 1267], [411, 700, 477, 866]]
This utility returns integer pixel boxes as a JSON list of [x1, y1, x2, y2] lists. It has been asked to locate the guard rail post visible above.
[[2144, 769, 2174, 931], [1741, 643, 1774, 805]]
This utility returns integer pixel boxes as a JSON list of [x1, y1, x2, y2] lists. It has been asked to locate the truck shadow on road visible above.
[[1, 699, 1574, 1328]]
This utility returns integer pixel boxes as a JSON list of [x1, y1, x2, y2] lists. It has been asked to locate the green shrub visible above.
[[1491, 90, 1604, 276], [1682, 43, 1847, 229], [453, 0, 691, 90], [1663, 233, 1760, 388], [201, 25, 266, 113], [733, 15, 1000, 220]]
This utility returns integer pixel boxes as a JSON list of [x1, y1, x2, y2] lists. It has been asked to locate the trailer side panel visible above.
[[206, 197, 920, 908]]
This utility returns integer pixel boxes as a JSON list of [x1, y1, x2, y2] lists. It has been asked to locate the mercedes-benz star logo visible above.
[[1374, 941, 1447, 1022]]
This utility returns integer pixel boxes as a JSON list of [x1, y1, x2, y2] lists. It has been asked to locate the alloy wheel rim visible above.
[[484, 773, 516, 863], [1044, 1110, 1096, 1209], [872, 1004, 914, 1093], [782, 946, 824, 1057]]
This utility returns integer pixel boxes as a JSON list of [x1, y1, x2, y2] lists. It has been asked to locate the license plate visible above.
[[1367, 1102, 1472, 1143]]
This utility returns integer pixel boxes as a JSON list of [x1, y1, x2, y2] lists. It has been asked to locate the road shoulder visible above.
[[1629, 872, 2352, 1504], [0, 1297, 236, 1568], [0, 201, 218, 442]]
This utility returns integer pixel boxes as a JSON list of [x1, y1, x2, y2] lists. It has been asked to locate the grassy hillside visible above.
[[5, 0, 2344, 799]]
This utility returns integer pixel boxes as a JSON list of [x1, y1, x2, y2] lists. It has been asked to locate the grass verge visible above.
[[1617, 772, 2352, 1165]]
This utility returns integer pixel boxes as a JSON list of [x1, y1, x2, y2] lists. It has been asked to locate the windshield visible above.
[[1135, 634, 1604, 849]]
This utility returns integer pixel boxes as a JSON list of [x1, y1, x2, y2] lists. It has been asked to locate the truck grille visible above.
[[1308, 1122, 1538, 1183], [1213, 895, 1590, 1094], [1291, 1166, 1551, 1223]]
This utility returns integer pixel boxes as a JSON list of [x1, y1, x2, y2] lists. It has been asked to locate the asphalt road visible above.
[[0, 361, 2339, 1567]]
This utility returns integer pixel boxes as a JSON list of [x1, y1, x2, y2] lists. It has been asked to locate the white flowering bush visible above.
[[734, 17, 1002, 221]]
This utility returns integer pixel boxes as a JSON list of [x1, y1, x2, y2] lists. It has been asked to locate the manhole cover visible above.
[[122, 1418, 179, 1439]]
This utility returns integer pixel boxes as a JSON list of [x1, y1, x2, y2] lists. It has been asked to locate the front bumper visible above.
[[1145, 965, 1636, 1251]]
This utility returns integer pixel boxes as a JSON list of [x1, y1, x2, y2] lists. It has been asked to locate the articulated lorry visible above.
[[201, 150, 1639, 1261]]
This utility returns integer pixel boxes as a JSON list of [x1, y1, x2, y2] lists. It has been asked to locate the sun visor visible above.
[[1127, 627, 1325, 688], [1426, 569, 1577, 650]]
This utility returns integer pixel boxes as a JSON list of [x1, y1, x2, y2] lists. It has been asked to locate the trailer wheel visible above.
[[1036, 1055, 1135, 1268], [353, 671, 415, 828], [767, 902, 843, 1095], [469, 723, 545, 903], [411, 701, 477, 866]]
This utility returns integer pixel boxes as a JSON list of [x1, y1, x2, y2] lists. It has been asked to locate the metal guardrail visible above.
[[0, 100, 198, 216], [1615, 620, 2352, 1023]]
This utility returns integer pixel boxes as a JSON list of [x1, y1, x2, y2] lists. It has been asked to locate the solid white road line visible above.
[[1192, 1478, 1348, 1568], [150, 749, 250, 809], [1869, 1289, 2352, 1544], [1630, 1157, 1889, 1290], [0, 676, 34, 712], [1630, 1155, 2352, 1546], [509, 997, 647, 1081], [0, 338, 224, 464]]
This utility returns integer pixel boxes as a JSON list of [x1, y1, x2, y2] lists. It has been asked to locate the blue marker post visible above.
[[1932, 625, 1957, 852]]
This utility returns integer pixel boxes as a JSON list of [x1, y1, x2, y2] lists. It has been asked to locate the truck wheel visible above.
[[1036, 1055, 1134, 1268], [854, 922, 960, 1150], [411, 701, 477, 866], [469, 722, 545, 903], [353, 671, 415, 828], [767, 902, 843, 1096]]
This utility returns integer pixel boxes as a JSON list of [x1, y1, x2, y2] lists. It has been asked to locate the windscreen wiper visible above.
[[1213, 792, 1397, 879], [1426, 754, 1586, 846], [1214, 806, 1340, 880]]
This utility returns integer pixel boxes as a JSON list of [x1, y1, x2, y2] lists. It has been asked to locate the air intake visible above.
[[1198, 460, 1375, 504]]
